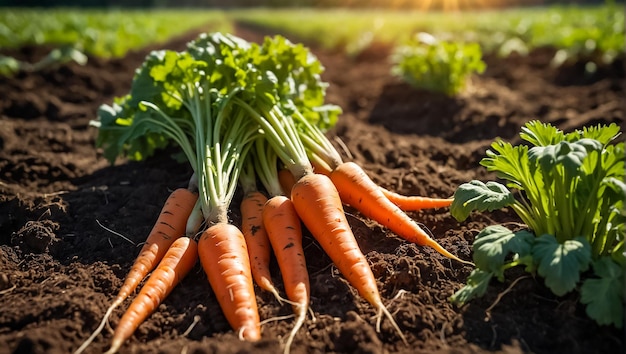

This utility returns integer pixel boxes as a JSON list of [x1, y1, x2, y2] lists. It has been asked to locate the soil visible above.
[[0, 23, 624, 354]]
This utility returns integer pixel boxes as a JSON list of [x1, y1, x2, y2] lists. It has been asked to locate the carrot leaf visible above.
[[581, 256, 624, 328], [532, 234, 591, 296], [472, 225, 534, 280], [450, 180, 514, 221], [449, 268, 493, 305]]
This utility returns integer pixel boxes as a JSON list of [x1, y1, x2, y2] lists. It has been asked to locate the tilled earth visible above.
[[0, 24, 624, 354]]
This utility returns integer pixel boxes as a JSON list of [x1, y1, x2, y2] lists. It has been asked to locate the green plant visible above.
[[390, 32, 485, 96], [0, 9, 231, 76], [450, 120, 625, 328], [0, 55, 21, 76]]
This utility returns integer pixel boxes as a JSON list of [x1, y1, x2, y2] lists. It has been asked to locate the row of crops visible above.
[[1, 5, 623, 80], [0, 9, 232, 74], [0, 9, 232, 56], [233, 5, 624, 61]]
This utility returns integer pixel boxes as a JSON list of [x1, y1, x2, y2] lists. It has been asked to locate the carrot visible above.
[[380, 187, 454, 211], [291, 173, 407, 344], [240, 190, 283, 301], [299, 115, 460, 259], [278, 168, 297, 197], [115, 188, 198, 302], [253, 137, 310, 351], [198, 222, 261, 341], [74, 188, 198, 354], [263, 195, 310, 354], [310, 158, 332, 176], [330, 162, 471, 265], [104, 236, 198, 354]]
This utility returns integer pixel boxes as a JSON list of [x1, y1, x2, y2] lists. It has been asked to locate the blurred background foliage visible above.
[[0, 0, 619, 9]]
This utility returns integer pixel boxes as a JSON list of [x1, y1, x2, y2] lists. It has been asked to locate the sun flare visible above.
[[391, 0, 512, 11]]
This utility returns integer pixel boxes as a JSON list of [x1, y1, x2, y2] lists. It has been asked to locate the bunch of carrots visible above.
[[75, 32, 470, 354]]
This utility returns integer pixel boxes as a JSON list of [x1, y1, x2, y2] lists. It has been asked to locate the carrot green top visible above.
[[92, 32, 339, 225]]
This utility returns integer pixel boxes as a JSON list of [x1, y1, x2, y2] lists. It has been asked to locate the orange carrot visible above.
[[278, 169, 297, 197], [105, 236, 198, 354], [291, 173, 407, 344], [380, 187, 454, 211], [240, 190, 282, 301], [330, 162, 470, 265], [74, 188, 198, 354], [117, 188, 198, 301], [310, 159, 332, 176], [262, 195, 310, 354], [198, 222, 261, 341]]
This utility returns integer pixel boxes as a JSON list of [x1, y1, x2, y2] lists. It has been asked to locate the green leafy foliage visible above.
[[449, 269, 493, 305], [472, 225, 534, 280], [0, 46, 87, 76], [0, 55, 21, 76], [231, 5, 623, 67], [450, 121, 625, 328], [0, 9, 231, 75], [532, 235, 591, 296], [581, 256, 624, 328], [451, 181, 514, 221], [390, 32, 486, 96], [91, 32, 338, 223]]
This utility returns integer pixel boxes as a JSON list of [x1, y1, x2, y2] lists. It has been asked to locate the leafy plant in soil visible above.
[[450, 120, 625, 328], [390, 32, 486, 96]]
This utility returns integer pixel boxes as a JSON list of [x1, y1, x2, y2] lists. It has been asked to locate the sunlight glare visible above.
[[406, 0, 502, 11]]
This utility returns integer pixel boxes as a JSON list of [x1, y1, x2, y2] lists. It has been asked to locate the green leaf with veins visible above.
[[520, 120, 565, 146], [529, 139, 602, 177], [473, 225, 534, 279], [572, 122, 622, 144], [450, 180, 514, 221], [533, 234, 591, 296], [481, 140, 537, 191], [581, 256, 624, 328], [449, 269, 494, 306]]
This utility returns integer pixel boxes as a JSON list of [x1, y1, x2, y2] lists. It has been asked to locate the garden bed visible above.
[[0, 24, 623, 354]]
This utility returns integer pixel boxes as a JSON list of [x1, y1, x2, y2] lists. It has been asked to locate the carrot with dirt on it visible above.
[[254, 138, 310, 354], [294, 113, 469, 264], [245, 107, 407, 344], [113, 188, 198, 301], [239, 162, 284, 303], [73, 187, 198, 354], [104, 236, 199, 354], [263, 195, 310, 354], [291, 172, 408, 344], [330, 162, 471, 265], [198, 222, 261, 341], [88, 33, 265, 343]]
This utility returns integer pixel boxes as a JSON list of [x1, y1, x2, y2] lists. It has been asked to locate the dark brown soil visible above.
[[0, 24, 624, 354]]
